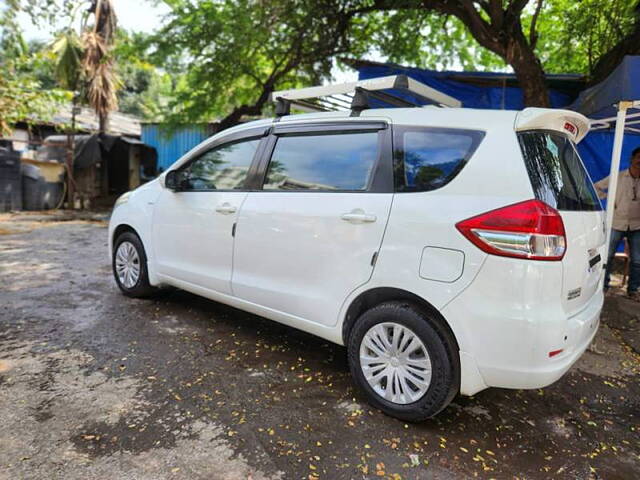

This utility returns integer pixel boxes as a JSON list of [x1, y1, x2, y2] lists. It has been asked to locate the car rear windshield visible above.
[[393, 126, 485, 192], [517, 131, 602, 211]]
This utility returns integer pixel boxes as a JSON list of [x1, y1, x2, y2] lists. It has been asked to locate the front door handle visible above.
[[341, 209, 377, 224], [215, 203, 237, 215]]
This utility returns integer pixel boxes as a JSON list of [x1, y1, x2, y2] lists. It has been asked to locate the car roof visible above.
[[219, 107, 520, 138], [224, 106, 589, 142]]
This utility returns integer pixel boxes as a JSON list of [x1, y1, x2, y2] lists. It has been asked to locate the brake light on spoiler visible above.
[[456, 200, 567, 261], [563, 121, 577, 136]]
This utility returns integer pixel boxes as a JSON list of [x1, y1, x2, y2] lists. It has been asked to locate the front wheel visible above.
[[347, 301, 459, 421], [112, 231, 156, 298]]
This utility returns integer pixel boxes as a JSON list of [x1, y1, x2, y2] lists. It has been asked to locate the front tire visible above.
[[112, 231, 156, 298], [348, 301, 459, 421]]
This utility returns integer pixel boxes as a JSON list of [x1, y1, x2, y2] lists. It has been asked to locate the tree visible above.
[[152, 0, 640, 125], [359, 0, 640, 106], [51, 0, 120, 133], [112, 30, 174, 119], [82, 0, 118, 132], [0, 1, 68, 135], [153, 0, 372, 130]]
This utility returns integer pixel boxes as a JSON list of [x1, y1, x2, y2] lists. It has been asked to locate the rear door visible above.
[[231, 121, 393, 326], [517, 130, 605, 316]]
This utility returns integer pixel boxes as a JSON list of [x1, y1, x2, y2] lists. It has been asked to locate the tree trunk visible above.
[[99, 113, 108, 134], [413, 1, 552, 108], [507, 35, 550, 107]]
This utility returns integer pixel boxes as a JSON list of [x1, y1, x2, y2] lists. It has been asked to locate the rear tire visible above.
[[347, 301, 459, 421], [112, 231, 156, 298]]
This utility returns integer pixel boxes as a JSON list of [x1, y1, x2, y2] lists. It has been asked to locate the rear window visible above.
[[518, 131, 602, 211], [393, 126, 485, 192]]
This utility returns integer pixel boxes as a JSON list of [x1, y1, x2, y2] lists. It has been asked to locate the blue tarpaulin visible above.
[[353, 58, 640, 183], [569, 56, 640, 183], [356, 61, 580, 110], [570, 56, 640, 119]]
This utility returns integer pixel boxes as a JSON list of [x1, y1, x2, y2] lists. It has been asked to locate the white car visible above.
[[109, 106, 604, 421]]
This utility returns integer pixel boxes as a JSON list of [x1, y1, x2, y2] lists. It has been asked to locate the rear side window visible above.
[[393, 127, 485, 192], [263, 132, 378, 191], [518, 131, 602, 211]]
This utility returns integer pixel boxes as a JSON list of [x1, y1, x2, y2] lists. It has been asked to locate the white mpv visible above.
[[109, 106, 604, 421]]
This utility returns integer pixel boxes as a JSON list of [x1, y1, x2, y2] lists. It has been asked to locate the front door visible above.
[[152, 135, 263, 294], [232, 123, 393, 326]]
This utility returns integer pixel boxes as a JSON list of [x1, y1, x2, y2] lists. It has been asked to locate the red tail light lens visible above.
[[455, 200, 566, 261]]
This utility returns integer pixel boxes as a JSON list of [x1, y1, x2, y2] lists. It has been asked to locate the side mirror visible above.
[[165, 171, 179, 191]]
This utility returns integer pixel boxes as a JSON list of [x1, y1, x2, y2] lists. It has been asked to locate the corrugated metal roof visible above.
[[39, 105, 142, 137], [142, 124, 216, 171]]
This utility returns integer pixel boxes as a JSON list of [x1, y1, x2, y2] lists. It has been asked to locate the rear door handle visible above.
[[215, 203, 237, 215], [341, 209, 377, 224]]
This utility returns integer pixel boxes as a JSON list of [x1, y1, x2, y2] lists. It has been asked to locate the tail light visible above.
[[456, 200, 566, 261]]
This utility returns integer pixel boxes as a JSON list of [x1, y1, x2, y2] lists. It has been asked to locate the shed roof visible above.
[[38, 105, 142, 137]]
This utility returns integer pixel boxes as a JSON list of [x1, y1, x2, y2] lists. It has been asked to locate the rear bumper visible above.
[[441, 256, 603, 395], [475, 292, 602, 390]]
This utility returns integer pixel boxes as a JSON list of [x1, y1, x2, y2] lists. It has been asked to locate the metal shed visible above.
[[141, 123, 218, 172]]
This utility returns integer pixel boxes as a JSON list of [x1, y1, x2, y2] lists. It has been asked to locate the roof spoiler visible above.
[[515, 108, 590, 143]]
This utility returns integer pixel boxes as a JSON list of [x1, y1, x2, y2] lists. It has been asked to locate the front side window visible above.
[[263, 131, 379, 191], [394, 127, 484, 192], [518, 131, 602, 211], [178, 138, 260, 191]]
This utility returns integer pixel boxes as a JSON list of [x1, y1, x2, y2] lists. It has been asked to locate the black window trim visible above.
[[171, 126, 270, 192], [255, 121, 394, 194], [392, 125, 486, 193]]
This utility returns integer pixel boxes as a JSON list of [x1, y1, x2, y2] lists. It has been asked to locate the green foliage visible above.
[[536, 0, 638, 75], [0, 0, 70, 135], [364, 10, 506, 71], [51, 31, 84, 90], [153, 0, 366, 125], [113, 30, 174, 119], [3, 0, 639, 131], [0, 55, 70, 135]]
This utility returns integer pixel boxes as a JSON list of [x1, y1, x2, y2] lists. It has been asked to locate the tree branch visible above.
[[588, 5, 640, 86], [529, 0, 543, 48]]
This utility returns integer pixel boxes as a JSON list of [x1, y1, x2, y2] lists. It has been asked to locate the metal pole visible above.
[[603, 101, 630, 261]]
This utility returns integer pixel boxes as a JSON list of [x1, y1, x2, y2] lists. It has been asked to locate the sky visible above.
[[18, 0, 171, 42]]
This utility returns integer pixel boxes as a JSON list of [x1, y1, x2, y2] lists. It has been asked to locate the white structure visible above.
[[271, 74, 461, 114], [590, 101, 640, 255]]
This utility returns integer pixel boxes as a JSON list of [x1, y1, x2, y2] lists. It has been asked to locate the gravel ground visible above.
[[1, 211, 639, 480]]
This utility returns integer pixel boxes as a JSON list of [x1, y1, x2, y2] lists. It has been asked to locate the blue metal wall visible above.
[[142, 124, 215, 172]]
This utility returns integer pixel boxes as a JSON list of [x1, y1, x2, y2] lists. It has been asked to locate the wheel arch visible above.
[[342, 287, 460, 355], [112, 223, 141, 247]]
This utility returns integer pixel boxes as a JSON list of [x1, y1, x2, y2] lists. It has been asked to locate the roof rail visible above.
[[271, 74, 461, 117]]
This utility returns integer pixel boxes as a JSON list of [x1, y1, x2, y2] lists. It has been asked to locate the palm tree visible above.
[[52, 0, 118, 134], [83, 0, 118, 132], [52, 0, 119, 207]]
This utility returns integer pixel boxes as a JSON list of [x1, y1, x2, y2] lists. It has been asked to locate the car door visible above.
[[231, 121, 394, 327], [152, 129, 266, 294]]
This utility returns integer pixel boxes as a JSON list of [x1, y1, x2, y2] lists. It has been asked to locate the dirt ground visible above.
[[1, 211, 639, 480]]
